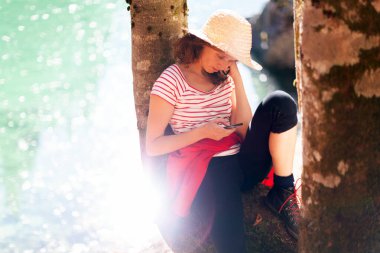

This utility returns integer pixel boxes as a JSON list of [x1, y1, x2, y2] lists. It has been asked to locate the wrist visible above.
[[229, 71, 243, 84], [230, 74, 243, 86], [193, 125, 206, 140]]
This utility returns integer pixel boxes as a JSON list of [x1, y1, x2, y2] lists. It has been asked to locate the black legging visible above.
[[239, 90, 298, 191], [158, 91, 298, 253]]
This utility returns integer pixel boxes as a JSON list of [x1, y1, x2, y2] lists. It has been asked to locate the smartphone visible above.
[[224, 123, 243, 129]]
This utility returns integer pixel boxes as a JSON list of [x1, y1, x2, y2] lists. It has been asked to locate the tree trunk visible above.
[[130, 0, 188, 165], [295, 1, 380, 252]]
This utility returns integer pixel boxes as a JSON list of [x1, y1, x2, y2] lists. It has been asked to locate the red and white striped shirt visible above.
[[151, 64, 240, 156]]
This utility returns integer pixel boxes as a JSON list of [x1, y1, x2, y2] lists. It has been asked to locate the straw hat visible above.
[[189, 9, 262, 71]]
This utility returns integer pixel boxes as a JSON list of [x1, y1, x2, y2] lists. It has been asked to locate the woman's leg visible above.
[[207, 155, 246, 253], [239, 90, 298, 189], [239, 90, 300, 239], [269, 125, 297, 177], [157, 155, 246, 253]]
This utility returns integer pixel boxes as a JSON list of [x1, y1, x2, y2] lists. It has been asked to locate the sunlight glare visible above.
[[98, 123, 163, 250]]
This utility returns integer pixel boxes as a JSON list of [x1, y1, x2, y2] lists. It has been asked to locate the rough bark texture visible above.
[[293, 0, 304, 110], [296, 0, 380, 252], [130, 0, 188, 161]]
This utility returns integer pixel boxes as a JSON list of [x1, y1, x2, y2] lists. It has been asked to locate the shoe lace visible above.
[[278, 178, 302, 219]]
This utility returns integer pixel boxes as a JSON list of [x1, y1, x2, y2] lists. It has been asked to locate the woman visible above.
[[146, 10, 299, 253]]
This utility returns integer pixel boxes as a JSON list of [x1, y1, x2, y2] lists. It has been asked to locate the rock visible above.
[[168, 184, 297, 253], [242, 184, 297, 253], [248, 0, 297, 98], [249, 0, 294, 70]]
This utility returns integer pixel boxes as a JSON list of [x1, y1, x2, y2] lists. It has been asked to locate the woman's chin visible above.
[[201, 68, 211, 75], [204, 68, 218, 74]]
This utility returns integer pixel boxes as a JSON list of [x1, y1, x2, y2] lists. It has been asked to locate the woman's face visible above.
[[199, 45, 236, 74]]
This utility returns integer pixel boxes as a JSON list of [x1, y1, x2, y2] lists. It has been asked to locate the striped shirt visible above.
[[151, 64, 240, 156]]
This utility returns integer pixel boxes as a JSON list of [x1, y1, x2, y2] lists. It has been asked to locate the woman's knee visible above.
[[261, 90, 298, 133], [262, 90, 297, 116]]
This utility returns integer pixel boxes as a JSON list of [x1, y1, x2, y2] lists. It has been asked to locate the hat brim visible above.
[[188, 29, 263, 71]]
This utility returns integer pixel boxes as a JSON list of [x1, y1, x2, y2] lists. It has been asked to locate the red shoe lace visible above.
[[278, 178, 302, 217]]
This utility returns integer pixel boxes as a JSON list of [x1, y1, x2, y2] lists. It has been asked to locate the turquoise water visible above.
[[0, 1, 277, 252], [0, 1, 137, 252]]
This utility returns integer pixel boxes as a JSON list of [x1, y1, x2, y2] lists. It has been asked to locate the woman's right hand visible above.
[[147, 96, 235, 156], [199, 118, 236, 141]]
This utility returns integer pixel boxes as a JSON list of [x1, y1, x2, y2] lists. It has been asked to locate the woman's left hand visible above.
[[228, 61, 243, 84]]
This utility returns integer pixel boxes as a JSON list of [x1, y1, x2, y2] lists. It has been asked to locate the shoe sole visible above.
[[263, 197, 298, 240]]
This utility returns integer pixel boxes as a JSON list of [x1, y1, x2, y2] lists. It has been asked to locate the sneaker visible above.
[[264, 185, 300, 240]]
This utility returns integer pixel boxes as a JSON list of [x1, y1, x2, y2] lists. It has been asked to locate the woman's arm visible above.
[[229, 62, 253, 140], [146, 95, 235, 156]]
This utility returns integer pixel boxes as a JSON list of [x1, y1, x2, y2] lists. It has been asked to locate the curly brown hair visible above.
[[173, 33, 229, 86]]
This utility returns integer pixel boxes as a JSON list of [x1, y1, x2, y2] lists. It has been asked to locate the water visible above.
[[0, 1, 303, 252]]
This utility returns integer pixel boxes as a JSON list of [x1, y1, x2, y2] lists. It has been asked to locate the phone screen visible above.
[[224, 123, 243, 129]]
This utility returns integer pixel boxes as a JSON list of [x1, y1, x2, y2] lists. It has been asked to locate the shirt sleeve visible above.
[[150, 67, 178, 106], [226, 75, 235, 90]]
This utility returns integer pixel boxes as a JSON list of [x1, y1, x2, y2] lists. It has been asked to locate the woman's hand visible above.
[[228, 61, 243, 84], [228, 62, 252, 141], [199, 118, 236, 141]]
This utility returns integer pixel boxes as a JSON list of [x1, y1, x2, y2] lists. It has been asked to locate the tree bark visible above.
[[295, 0, 380, 252], [130, 0, 187, 165]]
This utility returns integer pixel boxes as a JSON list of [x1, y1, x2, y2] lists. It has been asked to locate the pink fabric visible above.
[[167, 133, 241, 217], [261, 167, 274, 188]]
